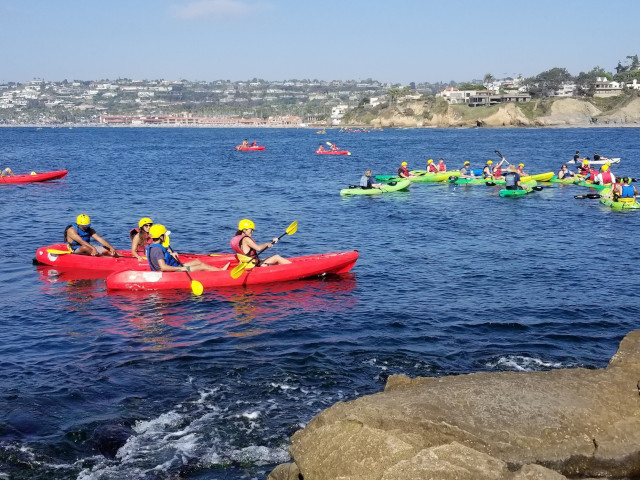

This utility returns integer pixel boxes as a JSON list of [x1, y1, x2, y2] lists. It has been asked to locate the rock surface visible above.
[[268, 331, 640, 480]]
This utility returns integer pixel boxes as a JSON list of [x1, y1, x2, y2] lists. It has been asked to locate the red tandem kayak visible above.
[[1, 169, 68, 184], [106, 251, 359, 291], [33, 243, 235, 272], [315, 150, 350, 155], [236, 145, 265, 151]]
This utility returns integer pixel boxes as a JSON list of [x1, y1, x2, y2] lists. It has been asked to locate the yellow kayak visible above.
[[521, 172, 554, 182]]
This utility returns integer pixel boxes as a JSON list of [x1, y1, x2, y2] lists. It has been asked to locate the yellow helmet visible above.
[[138, 217, 153, 228], [487, 160, 493, 164], [76, 214, 91, 226], [238, 219, 255, 230], [464, 161, 470, 165], [149, 224, 168, 239], [601, 164, 609, 171], [583, 160, 589, 165], [518, 163, 524, 167], [427, 159, 433, 164], [401, 162, 408, 166]]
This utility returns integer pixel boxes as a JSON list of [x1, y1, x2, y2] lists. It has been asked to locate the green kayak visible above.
[[499, 186, 534, 197], [574, 180, 610, 190], [340, 179, 411, 196], [448, 176, 505, 185], [550, 175, 579, 185], [599, 196, 640, 210], [375, 171, 458, 183]]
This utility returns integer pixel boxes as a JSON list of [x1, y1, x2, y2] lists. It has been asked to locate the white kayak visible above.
[[568, 157, 620, 165]]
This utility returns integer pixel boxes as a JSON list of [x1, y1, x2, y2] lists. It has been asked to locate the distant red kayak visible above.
[[1, 169, 68, 184], [33, 243, 235, 273], [315, 150, 350, 155], [106, 251, 359, 291], [235, 145, 265, 151]]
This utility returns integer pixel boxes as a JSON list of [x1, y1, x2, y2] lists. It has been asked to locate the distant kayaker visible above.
[[147, 224, 227, 272], [130, 217, 154, 261], [426, 159, 438, 173], [1, 167, 14, 177], [64, 214, 118, 257], [615, 177, 637, 201], [250, 140, 258, 146], [241, 139, 248, 148], [317, 143, 326, 152], [593, 151, 601, 162], [573, 151, 581, 163], [516, 163, 528, 176], [437, 158, 447, 172], [578, 158, 590, 176], [360, 170, 382, 189], [482, 160, 494, 178], [230, 219, 291, 266], [557, 164, 575, 179], [594, 164, 615, 185], [459, 161, 474, 178], [330, 143, 339, 151], [503, 165, 522, 191], [397, 161, 416, 178], [492, 158, 508, 179]]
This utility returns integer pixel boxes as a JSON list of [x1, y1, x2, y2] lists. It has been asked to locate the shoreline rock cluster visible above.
[[269, 330, 640, 480]]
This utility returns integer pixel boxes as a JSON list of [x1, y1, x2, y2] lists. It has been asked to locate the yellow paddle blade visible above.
[[347, 152, 351, 155], [285, 221, 298, 235], [326, 141, 333, 146], [191, 280, 204, 296], [47, 248, 72, 255], [230, 262, 248, 279]]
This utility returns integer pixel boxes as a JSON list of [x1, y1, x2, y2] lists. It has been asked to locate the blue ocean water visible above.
[[0, 126, 638, 479]]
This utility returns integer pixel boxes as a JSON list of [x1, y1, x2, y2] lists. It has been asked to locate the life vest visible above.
[[427, 163, 438, 173], [493, 167, 502, 177], [482, 166, 492, 178], [504, 172, 519, 187], [599, 171, 613, 184], [586, 169, 597, 181], [129, 227, 154, 255], [621, 185, 635, 198], [437, 163, 446, 172], [578, 165, 589, 176], [230, 234, 257, 259], [146, 243, 180, 271], [65, 223, 92, 248], [398, 166, 409, 177], [331, 145, 338, 151]]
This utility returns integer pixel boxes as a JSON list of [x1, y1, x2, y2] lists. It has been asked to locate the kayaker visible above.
[[230, 219, 291, 266], [573, 151, 580, 163], [360, 169, 382, 189], [426, 159, 438, 173], [557, 164, 575, 179], [578, 158, 591, 176], [437, 158, 447, 172], [250, 140, 258, 146], [593, 151, 601, 162], [241, 139, 248, 148], [584, 163, 599, 182], [397, 161, 412, 178], [594, 164, 615, 185], [317, 143, 326, 152], [615, 177, 637, 200], [482, 160, 493, 179], [503, 165, 522, 191], [492, 158, 507, 179], [146, 224, 227, 272], [459, 161, 474, 178], [330, 143, 338, 151], [1, 167, 14, 177], [130, 217, 154, 261], [516, 163, 528, 176], [64, 214, 118, 257]]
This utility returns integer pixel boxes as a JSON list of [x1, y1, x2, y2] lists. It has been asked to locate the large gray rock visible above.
[[269, 331, 640, 480]]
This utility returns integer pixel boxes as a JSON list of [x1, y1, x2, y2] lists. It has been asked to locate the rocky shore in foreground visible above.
[[269, 330, 640, 480]]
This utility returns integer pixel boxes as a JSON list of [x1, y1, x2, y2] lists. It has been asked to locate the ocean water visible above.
[[0, 126, 638, 479]]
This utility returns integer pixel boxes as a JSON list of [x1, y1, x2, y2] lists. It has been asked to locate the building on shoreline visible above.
[[98, 114, 301, 127]]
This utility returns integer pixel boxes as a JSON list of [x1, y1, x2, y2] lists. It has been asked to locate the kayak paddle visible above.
[[574, 193, 601, 199], [326, 141, 351, 155], [168, 246, 204, 296], [230, 221, 298, 279]]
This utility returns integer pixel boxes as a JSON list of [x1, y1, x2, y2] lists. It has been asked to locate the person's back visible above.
[[360, 174, 371, 188], [503, 166, 520, 190]]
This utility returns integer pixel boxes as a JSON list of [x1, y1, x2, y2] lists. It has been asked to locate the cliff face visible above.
[[269, 330, 640, 480], [347, 97, 640, 128]]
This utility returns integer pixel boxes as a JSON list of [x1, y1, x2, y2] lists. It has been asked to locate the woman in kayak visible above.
[[516, 163, 528, 176], [240, 139, 248, 148], [130, 217, 154, 261], [147, 224, 228, 272], [360, 170, 382, 189], [231, 219, 291, 267], [1, 167, 14, 177], [330, 143, 339, 151], [316, 143, 326, 152], [64, 214, 118, 256], [482, 160, 493, 178], [426, 159, 438, 173], [437, 158, 447, 171], [557, 164, 575, 179], [491, 158, 507, 179], [503, 165, 523, 191]]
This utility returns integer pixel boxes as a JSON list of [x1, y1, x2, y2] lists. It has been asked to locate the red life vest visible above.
[[437, 163, 446, 172], [230, 234, 257, 259], [398, 166, 409, 177], [494, 167, 502, 177], [427, 163, 438, 173], [600, 171, 612, 184], [587, 168, 598, 181]]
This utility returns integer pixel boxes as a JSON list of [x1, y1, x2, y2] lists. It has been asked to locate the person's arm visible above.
[[244, 236, 275, 254], [130, 233, 143, 260], [158, 258, 188, 272], [68, 229, 98, 255], [91, 232, 117, 255]]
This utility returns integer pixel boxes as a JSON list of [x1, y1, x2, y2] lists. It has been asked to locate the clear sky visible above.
[[2, 0, 639, 84]]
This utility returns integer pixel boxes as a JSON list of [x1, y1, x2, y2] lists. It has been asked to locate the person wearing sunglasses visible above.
[[130, 217, 154, 261]]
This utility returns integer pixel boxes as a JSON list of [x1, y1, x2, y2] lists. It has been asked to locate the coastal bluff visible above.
[[269, 330, 640, 480]]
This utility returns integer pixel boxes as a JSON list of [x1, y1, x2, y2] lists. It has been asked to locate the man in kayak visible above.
[[231, 219, 291, 267], [459, 161, 474, 178], [1, 167, 14, 177], [503, 165, 523, 190], [397, 161, 413, 178], [594, 164, 615, 185], [360, 170, 382, 189], [240, 139, 248, 148], [147, 224, 228, 272], [482, 160, 493, 178], [573, 151, 581, 163], [437, 158, 447, 171], [557, 164, 575, 179], [64, 214, 118, 256], [614, 177, 637, 201]]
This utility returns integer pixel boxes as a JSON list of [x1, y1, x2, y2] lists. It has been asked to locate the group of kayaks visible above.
[[234, 141, 352, 155], [33, 243, 359, 292], [1, 169, 68, 185]]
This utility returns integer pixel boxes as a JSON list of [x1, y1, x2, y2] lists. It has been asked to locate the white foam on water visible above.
[[487, 355, 566, 372], [242, 410, 261, 420]]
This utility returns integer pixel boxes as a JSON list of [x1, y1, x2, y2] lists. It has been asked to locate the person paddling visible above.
[[230, 219, 291, 267], [492, 157, 508, 179], [330, 143, 339, 151], [130, 217, 154, 261], [503, 165, 522, 191], [146, 224, 228, 272], [1, 167, 14, 177], [64, 214, 118, 256], [360, 169, 382, 189]]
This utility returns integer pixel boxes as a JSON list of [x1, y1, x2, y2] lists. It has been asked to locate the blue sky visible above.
[[2, 0, 639, 84]]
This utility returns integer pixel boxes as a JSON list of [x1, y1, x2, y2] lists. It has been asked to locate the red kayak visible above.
[[235, 145, 265, 151], [315, 150, 350, 155], [106, 251, 359, 291], [33, 243, 235, 272], [1, 169, 68, 184]]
